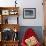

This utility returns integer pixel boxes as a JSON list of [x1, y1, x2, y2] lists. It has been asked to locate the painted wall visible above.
[[0, 0, 44, 26], [17, 0, 44, 26]]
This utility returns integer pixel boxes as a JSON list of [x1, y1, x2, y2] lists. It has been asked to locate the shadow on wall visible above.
[[18, 26, 44, 44]]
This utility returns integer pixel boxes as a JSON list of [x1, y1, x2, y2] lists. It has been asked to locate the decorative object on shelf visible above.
[[2, 10, 9, 15], [23, 8, 36, 19], [9, 9, 18, 15], [1, 7, 18, 15], [1, 28, 13, 41], [13, 32, 18, 41], [13, 28, 18, 40], [13, 27, 17, 32]]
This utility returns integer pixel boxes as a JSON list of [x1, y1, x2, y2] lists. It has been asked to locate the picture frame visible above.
[[23, 8, 36, 19], [2, 10, 9, 15]]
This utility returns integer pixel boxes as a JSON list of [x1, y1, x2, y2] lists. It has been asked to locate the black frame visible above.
[[23, 8, 36, 19]]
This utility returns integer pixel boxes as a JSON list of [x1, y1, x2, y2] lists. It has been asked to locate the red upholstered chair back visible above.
[[21, 28, 41, 46]]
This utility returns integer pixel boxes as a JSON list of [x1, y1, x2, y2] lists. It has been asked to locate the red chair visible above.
[[21, 28, 41, 46]]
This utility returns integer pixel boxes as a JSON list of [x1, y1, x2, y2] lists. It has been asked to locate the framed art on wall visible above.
[[23, 8, 36, 19]]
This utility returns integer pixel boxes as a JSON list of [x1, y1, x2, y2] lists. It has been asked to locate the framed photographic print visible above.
[[23, 8, 36, 19], [2, 10, 9, 15]]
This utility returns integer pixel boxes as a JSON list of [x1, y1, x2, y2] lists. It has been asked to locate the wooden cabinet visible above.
[[0, 7, 19, 46], [0, 7, 19, 24]]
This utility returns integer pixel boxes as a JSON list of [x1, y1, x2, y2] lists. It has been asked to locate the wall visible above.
[[0, 0, 15, 7], [0, 0, 44, 26], [17, 0, 44, 26]]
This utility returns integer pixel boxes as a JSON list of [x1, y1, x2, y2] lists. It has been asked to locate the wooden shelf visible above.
[[0, 7, 19, 46], [0, 24, 19, 32], [0, 7, 19, 10], [0, 40, 19, 46], [2, 40, 19, 42]]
